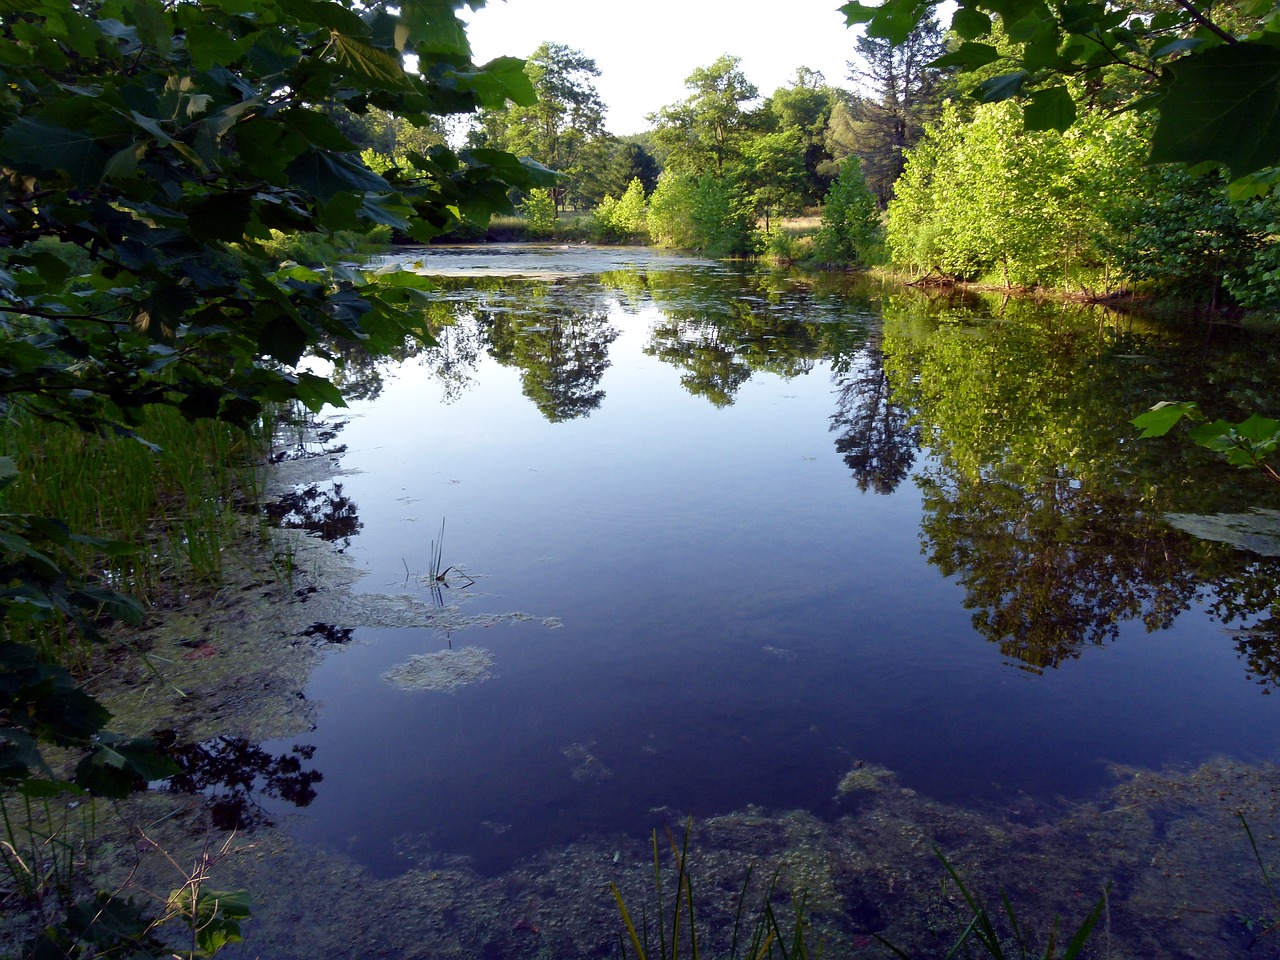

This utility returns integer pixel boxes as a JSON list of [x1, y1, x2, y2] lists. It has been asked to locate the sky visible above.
[[461, 0, 868, 136]]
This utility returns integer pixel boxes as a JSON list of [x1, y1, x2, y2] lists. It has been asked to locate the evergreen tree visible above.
[[842, 15, 949, 204]]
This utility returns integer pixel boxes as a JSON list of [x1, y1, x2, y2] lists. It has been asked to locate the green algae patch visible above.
[[838, 763, 899, 795], [383, 646, 495, 691]]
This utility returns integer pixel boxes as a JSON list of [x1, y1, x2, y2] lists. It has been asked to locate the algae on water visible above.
[[383, 646, 495, 691]]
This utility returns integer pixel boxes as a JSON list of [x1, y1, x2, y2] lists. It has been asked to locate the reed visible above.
[[0, 404, 270, 659], [612, 822, 817, 960]]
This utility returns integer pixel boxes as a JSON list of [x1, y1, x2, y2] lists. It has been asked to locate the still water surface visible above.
[[261, 245, 1280, 877]]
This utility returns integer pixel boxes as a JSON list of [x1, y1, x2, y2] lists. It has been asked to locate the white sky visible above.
[[462, 0, 867, 136]]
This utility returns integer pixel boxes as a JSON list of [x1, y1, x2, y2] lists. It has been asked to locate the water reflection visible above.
[[881, 290, 1280, 674], [828, 339, 919, 494], [483, 310, 618, 422], [264, 481, 362, 549], [155, 730, 322, 830], [369, 254, 1280, 685]]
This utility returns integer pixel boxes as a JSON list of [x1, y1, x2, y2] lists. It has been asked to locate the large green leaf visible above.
[[1151, 41, 1280, 178], [841, 0, 937, 44], [1024, 85, 1076, 131], [0, 117, 108, 187], [331, 34, 409, 89]]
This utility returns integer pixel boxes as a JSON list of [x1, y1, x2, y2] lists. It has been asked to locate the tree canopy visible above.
[[840, 0, 1280, 181]]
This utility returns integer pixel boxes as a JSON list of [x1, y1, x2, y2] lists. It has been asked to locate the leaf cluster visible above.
[[841, 0, 1280, 180]]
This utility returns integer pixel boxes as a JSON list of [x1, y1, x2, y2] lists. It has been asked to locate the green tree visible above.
[[814, 157, 882, 265], [470, 42, 607, 210], [845, 14, 950, 204], [840, 0, 1280, 180], [1105, 166, 1263, 309], [646, 172, 754, 257], [886, 99, 1148, 289], [650, 55, 760, 177], [739, 129, 808, 230], [592, 178, 648, 242], [763, 68, 839, 205]]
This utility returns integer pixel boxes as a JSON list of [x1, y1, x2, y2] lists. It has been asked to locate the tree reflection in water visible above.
[[155, 730, 322, 830], [480, 300, 618, 422], [829, 340, 919, 494], [882, 289, 1280, 677], [264, 481, 361, 550], [918, 469, 1205, 671]]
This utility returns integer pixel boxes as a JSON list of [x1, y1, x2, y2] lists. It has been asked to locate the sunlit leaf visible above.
[[1024, 86, 1076, 131], [1131, 400, 1201, 438]]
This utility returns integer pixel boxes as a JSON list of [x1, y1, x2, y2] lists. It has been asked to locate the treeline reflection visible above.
[[328, 268, 1280, 685]]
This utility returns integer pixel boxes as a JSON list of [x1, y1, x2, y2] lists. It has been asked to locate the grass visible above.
[[0, 404, 271, 660], [612, 827, 1111, 960], [612, 822, 817, 960]]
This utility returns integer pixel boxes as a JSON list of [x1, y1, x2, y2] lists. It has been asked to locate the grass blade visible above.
[[612, 882, 648, 960]]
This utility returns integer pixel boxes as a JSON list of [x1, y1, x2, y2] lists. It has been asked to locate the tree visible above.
[[764, 68, 840, 205], [885, 99, 1149, 289], [844, 15, 949, 203], [0, 0, 551, 801], [739, 129, 808, 230], [469, 42, 607, 211], [840, 0, 1280, 181], [813, 157, 882, 265], [650, 55, 760, 177]]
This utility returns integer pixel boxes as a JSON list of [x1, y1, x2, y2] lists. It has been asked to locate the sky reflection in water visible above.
[[261, 246, 1280, 877]]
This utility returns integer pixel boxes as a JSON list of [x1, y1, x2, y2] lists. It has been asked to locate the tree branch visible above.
[[1171, 0, 1237, 44]]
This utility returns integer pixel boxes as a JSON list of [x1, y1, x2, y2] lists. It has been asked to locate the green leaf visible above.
[[275, 0, 368, 36], [258, 314, 309, 365], [397, 0, 471, 56], [461, 56, 538, 108], [932, 43, 1003, 70], [1131, 401, 1201, 438], [1151, 41, 1280, 179], [952, 7, 993, 40], [331, 35, 409, 89], [975, 71, 1029, 103], [67, 585, 145, 625], [75, 734, 179, 798], [1024, 86, 1077, 131], [184, 23, 246, 71], [295, 371, 347, 411], [840, 0, 932, 45], [286, 148, 391, 203], [0, 117, 108, 187], [1235, 413, 1280, 443]]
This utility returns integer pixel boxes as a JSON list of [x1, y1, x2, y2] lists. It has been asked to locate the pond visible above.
[[244, 244, 1280, 955]]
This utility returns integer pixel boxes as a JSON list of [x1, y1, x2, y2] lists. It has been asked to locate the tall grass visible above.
[[612, 823, 817, 960], [0, 405, 269, 658]]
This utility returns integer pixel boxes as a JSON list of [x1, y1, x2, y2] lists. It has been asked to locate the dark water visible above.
[[258, 245, 1280, 877]]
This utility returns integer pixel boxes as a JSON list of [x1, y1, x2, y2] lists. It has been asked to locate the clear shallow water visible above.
[[259, 245, 1280, 877]]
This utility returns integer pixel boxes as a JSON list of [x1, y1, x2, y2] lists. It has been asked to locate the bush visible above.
[[812, 158, 882, 267], [520, 188, 558, 238], [591, 179, 648, 243], [648, 171, 753, 257]]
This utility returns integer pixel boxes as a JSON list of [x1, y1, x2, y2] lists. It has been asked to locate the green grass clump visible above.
[[613, 823, 817, 960], [0, 405, 269, 652]]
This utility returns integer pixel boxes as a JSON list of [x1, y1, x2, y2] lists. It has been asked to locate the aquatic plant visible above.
[[1239, 814, 1280, 946], [612, 822, 818, 960], [874, 850, 1108, 960]]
